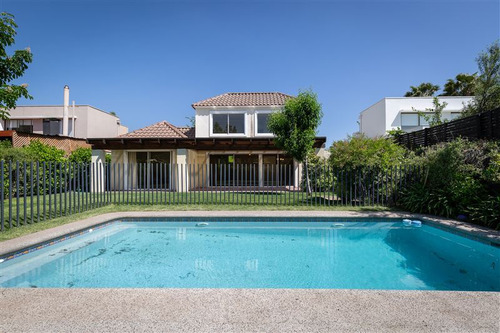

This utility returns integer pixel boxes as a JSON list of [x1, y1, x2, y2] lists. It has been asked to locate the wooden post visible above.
[[476, 114, 482, 139]]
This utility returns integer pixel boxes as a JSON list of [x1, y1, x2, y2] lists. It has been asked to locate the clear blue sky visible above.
[[4, 0, 500, 143]]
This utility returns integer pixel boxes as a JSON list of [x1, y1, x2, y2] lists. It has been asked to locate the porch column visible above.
[[123, 151, 129, 189], [258, 154, 263, 187], [294, 159, 301, 190], [91, 149, 106, 193], [176, 149, 188, 192]]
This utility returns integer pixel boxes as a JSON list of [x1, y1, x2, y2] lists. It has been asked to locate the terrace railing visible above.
[[0, 161, 424, 232]]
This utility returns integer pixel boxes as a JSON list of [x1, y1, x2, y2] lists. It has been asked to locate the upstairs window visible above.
[[401, 113, 430, 129], [43, 118, 62, 135], [401, 113, 419, 127], [5, 120, 33, 133], [256, 113, 272, 134], [212, 114, 245, 134]]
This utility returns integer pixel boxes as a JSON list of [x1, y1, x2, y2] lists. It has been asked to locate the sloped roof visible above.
[[120, 121, 194, 139], [192, 92, 293, 108], [177, 127, 196, 139]]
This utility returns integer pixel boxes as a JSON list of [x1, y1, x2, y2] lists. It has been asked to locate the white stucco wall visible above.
[[194, 106, 280, 138], [359, 99, 386, 138], [3, 105, 128, 139], [359, 96, 473, 137]]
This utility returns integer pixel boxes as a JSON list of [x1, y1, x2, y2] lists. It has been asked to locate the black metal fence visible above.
[[396, 107, 500, 149], [0, 161, 424, 231]]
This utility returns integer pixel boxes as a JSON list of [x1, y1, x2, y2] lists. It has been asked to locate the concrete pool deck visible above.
[[1, 211, 499, 332], [1, 288, 499, 332]]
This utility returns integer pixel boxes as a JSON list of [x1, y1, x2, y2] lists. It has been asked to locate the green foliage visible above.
[[303, 152, 333, 190], [462, 41, 500, 116], [404, 82, 440, 97], [441, 73, 477, 96], [69, 147, 92, 163], [185, 116, 195, 128], [398, 139, 500, 229], [413, 97, 448, 127], [268, 90, 323, 163], [24, 140, 65, 162], [0, 140, 33, 162], [0, 12, 33, 120], [328, 133, 409, 171], [105, 153, 111, 164], [386, 128, 405, 140]]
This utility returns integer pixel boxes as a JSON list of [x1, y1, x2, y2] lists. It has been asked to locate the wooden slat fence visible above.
[[397, 107, 500, 149]]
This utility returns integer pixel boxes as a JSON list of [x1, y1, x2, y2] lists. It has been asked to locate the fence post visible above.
[[476, 114, 482, 139], [0, 160, 3, 231], [30, 162, 34, 223], [23, 162, 27, 224], [16, 161, 19, 227], [489, 110, 494, 138]]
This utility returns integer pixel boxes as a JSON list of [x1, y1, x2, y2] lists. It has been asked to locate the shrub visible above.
[[398, 139, 500, 229], [329, 133, 409, 171], [302, 153, 333, 191], [23, 140, 66, 162], [0, 140, 34, 162], [69, 147, 92, 164]]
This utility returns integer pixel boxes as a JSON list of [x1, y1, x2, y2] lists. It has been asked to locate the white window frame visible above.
[[400, 112, 431, 128], [209, 111, 247, 137], [449, 112, 461, 121], [254, 110, 274, 137]]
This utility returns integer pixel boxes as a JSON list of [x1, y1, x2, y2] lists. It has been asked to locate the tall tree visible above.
[[441, 73, 477, 96], [463, 41, 500, 116], [404, 82, 440, 97], [268, 90, 322, 194], [0, 12, 33, 120]]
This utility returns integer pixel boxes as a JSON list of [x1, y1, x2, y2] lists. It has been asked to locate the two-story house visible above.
[[88, 92, 327, 192], [1, 86, 128, 139]]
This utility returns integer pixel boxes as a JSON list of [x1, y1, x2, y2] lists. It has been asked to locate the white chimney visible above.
[[63, 85, 69, 136]]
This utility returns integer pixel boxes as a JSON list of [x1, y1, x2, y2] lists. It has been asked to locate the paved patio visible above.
[[1, 288, 499, 332]]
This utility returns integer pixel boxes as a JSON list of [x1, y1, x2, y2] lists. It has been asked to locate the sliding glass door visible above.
[[209, 153, 293, 187], [209, 154, 259, 187], [136, 151, 171, 189]]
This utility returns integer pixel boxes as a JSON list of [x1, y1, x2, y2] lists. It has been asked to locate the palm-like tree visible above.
[[441, 73, 477, 96], [404, 82, 440, 97]]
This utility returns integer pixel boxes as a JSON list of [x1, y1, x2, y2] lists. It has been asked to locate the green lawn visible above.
[[0, 197, 391, 241], [1, 190, 391, 226]]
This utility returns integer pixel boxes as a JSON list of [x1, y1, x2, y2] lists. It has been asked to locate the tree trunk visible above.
[[304, 156, 312, 195]]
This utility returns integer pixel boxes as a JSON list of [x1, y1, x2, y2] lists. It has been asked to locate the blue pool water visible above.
[[0, 220, 498, 290]]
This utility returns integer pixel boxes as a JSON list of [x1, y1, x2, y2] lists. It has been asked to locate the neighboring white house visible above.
[[1, 86, 128, 139], [359, 96, 473, 137]]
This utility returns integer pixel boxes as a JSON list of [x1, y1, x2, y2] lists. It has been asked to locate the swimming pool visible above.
[[0, 218, 498, 290]]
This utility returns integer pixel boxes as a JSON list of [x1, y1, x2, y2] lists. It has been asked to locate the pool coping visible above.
[[1, 210, 499, 258]]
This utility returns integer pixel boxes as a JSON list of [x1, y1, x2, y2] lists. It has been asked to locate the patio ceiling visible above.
[[87, 137, 327, 151]]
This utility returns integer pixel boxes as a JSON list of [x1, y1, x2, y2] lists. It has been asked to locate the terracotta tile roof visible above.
[[192, 92, 293, 108], [120, 121, 194, 139], [177, 127, 196, 139]]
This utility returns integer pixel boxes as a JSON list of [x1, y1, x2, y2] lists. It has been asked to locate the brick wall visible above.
[[7, 131, 91, 155]]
